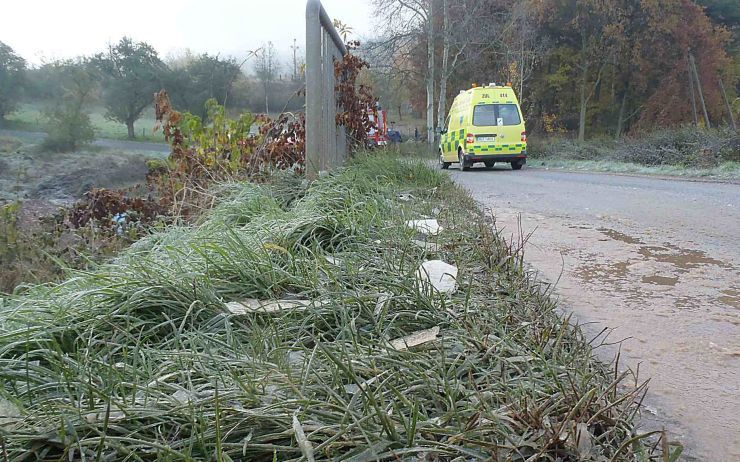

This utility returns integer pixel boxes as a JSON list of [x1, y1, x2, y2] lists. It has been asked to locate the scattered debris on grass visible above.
[[225, 298, 325, 314], [416, 259, 458, 294], [0, 154, 660, 460], [406, 218, 442, 235], [389, 325, 441, 350]]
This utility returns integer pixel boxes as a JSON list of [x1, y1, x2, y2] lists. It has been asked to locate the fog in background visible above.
[[0, 0, 375, 68]]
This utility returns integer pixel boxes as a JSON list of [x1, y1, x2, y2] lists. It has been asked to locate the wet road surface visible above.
[[449, 164, 739, 461]]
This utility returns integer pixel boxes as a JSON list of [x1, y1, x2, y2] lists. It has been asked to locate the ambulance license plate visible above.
[[477, 136, 496, 142]]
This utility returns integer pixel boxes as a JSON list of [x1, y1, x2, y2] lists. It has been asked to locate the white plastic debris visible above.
[[171, 389, 194, 404], [575, 422, 594, 459], [397, 193, 415, 202], [416, 260, 458, 294], [344, 375, 382, 395], [293, 415, 315, 462], [390, 326, 441, 351], [85, 408, 126, 423], [146, 371, 183, 388], [287, 350, 305, 366], [406, 219, 442, 236], [344, 384, 360, 394], [412, 240, 441, 252], [374, 293, 392, 316], [0, 398, 20, 426], [324, 255, 343, 266], [225, 299, 324, 314]]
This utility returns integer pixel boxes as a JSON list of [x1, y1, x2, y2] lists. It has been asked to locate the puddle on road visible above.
[[598, 228, 644, 245], [642, 275, 679, 286], [718, 288, 740, 309], [575, 260, 632, 285], [638, 245, 729, 271], [598, 227, 731, 271]]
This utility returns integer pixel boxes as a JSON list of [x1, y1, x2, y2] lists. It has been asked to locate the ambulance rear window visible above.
[[473, 104, 521, 126], [472, 105, 497, 126]]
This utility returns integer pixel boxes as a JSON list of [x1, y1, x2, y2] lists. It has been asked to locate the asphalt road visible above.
[[448, 164, 739, 461]]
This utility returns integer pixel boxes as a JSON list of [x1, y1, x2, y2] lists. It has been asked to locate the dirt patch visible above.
[[0, 136, 23, 153], [30, 159, 149, 201], [0, 139, 161, 205]]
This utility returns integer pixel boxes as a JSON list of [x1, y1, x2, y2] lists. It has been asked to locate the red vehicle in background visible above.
[[367, 104, 389, 148]]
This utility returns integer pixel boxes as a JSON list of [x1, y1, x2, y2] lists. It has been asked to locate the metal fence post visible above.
[[305, 0, 348, 180]]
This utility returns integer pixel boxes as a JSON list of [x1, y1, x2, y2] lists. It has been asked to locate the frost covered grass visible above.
[[528, 127, 739, 180], [529, 158, 740, 181], [0, 152, 663, 460]]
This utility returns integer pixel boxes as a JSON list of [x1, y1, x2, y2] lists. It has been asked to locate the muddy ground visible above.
[[0, 130, 167, 209], [449, 164, 739, 461]]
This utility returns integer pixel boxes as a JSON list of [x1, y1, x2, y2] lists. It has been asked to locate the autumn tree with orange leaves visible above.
[[371, 0, 736, 140]]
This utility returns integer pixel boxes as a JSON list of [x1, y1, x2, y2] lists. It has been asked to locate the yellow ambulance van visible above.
[[438, 83, 527, 171]]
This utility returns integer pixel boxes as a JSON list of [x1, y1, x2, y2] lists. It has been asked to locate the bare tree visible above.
[[370, 0, 544, 144], [435, 0, 491, 131], [255, 42, 279, 114], [499, 1, 549, 104], [372, 0, 437, 146]]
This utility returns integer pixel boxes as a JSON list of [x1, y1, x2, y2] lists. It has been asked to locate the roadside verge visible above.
[[528, 158, 740, 182], [0, 153, 661, 460]]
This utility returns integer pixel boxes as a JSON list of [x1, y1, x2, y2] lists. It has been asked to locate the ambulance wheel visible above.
[[484, 161, 495, 168], [511, 160, 524, 170], [439, 152, 451, 169], [459, 153, 470, 171]]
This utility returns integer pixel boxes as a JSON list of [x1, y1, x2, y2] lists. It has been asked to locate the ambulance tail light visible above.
[[521, 131, 527, 142], [466, 133, 475, 144]]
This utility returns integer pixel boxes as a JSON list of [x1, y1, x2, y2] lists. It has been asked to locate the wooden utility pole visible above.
[[687, 53, 698, 126], [689, 53, 711, 128], [718, 78, 737, 131]]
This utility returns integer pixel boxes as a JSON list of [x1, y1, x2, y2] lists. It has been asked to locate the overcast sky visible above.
[[0, 0, 376, 69]]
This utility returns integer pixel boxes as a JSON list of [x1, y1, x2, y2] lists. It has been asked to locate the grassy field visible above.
[[0, 153, 664, 460], [5, 102, 166, 142], [529, 158, 740, 181], [527, 128, 740, 180]]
